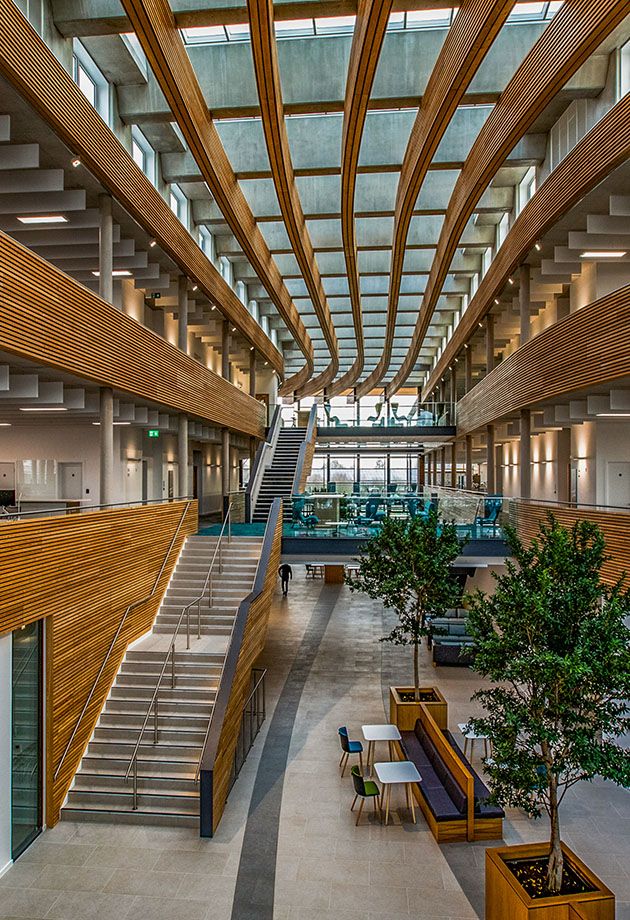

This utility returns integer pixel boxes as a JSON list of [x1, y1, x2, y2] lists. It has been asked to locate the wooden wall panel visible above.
[[0, 0, 282, 375], [389, 0, 629, 395], [0, 500, 197, 824], [455, 285, 630, 434], [119, 0, 314, 391], [357, 0, 514, 397], [0, 230, 266, 438], [200, 499, 283, 833], [425, 93, 630, 397], [509, 501, 630, 587]]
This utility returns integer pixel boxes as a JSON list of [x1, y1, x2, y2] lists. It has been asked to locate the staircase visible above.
[[252, 426, 305, 524], [61, 533, 263, 827]]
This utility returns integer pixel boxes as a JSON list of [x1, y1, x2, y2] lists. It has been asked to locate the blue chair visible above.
[[355, 497, 385, 527], [292, 497, 319, 530], [338, 726, 364, 777], [475, 498, 502, 534], [350, 765, 381, 824]]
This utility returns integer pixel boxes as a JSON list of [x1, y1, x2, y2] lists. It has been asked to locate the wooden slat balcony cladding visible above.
[[455, 284, 630, 435], [0, 500, 198, 824], [119, 0, 314, 392], [388, 0, 630, 396], [0, 230, 266, 438], [327, 0, 392, 397], [200, 499, 283, 834], [0, 0, 282, 376], [424, 93, 630, 398], [247, 0, 339, 397], [509, 501, 630, 587], [356, 0, 515, 398]]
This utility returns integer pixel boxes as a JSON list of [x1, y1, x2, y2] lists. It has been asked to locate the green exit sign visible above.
[[147, 429, 160, 438]]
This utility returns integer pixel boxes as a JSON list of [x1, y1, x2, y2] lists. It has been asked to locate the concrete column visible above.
[[486, 424, 496, 494], [426, 453, 432, 486], [178, 415, 189, 498], [557, 427, 571, 504], [221, 428, 230, 497], [465, 435, 473, 490], [221, 320, 230, 382], [519, 264, 531, 345], [177, 275, 189, 354], [98, 194, 113, 304], [440, 446, 446, 487], [99, 387, 114, 505], [465, 346, 473, 392], [495, 443, 503, 495], [418, 453, 425, 490], [450, 441, 457, 488], [450, 366, 457, 406], [520, 408, 531, 499], [555, 294, 570, 323], [249, 349, 257, 398], [485, 314, 495, 375]]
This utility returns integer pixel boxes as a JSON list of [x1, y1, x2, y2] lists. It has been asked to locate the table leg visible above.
[[385, 785, 391, 826], [484, 738, 489, 759], [463, 737, 469, 759], [471, 738, 476, 761], [368, 741, 374, 776], [408, 784, 416, 824]]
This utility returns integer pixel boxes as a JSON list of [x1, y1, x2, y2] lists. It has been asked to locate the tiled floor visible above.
[[1, 575, 628, 919]]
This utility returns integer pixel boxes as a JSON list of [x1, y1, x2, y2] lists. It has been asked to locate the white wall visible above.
[[595, 419, 630, 507], [0, 633, 12, 878]]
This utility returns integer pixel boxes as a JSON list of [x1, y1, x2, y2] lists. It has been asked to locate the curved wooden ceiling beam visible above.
[[0, 0, 284, 376], [248, 0, 339, 397], [355, 0, 515, 398], [120, 0, 315, 387], [387, 0, 630, 396], [424, 92, 630, 405], [325, 0, 393, 399]]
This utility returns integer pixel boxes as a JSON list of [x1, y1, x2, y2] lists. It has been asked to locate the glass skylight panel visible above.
[[274, 18, 314, 36], [509, 3, 546, 20], [406, 8, 453, 28], [225, 23, 250, 40], [387, 12, 405, 30], [183, 25, 227, 44], [315, 15, 356, 33]]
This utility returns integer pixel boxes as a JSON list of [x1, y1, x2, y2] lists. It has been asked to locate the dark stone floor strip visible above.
[[230, 584, 341, 920]]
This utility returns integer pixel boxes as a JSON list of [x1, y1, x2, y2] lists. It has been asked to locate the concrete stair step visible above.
[[64, 790, 199, 815], [152, 624, 232, 636], [86, 740, 201, 760], [114, 673, 219, 689], [93, 725, 206, 745], [109, 686, 216, 702], [99, 712, 209, 731], [104, 699, 212, 717], [60, 806, 198, 828], [79, 755, 198, 777], [71, 773, 199, 795]]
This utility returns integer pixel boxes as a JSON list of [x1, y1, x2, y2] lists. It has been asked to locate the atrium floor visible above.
[[1, 575, 628, 920]]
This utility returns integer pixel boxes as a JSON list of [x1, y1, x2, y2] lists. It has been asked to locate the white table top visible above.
[[374, 761, 421, 784], [458, 722, 489, 741], [362, 724, 401, 742]]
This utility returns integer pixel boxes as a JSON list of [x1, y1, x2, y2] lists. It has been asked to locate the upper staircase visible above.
[[252, 426, 305, 524], [61, 533, 263, 827]]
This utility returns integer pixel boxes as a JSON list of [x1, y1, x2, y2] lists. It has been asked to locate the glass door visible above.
[[11, 620, 42, 860]]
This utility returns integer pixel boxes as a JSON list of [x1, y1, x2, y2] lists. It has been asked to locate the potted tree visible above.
[[466, 515, 630, 919], [347, 508, 463, 729]]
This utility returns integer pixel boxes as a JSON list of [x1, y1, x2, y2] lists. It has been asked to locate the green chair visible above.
[[350, 765, 381, 824]]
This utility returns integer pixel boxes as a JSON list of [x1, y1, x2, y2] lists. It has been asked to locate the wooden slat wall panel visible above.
[[0, 230, 266, 438], [357, 0, 514, 396], [455, 285, 630, 434], [248, 0, 339, 396], [327, 0, 392, 397], [119, 0, 313, 391], [425, 93, 630, 397], [509, 501, 630, 586], [0, 500, 197, 824], [0, 0, 282, 375], [389, 0, 629, 394], [202, 501, 282, 833]]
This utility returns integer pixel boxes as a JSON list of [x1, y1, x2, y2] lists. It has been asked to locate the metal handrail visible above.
[[0, 495, 193, 522], [53, 500, 193, 781], [125, 503, 233, 803], [13, 643, 37, 687]]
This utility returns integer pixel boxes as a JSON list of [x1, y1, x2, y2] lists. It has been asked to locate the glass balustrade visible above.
[[316, 402, 456, 428]]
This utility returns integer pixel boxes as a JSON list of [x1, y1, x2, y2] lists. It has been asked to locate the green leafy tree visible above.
[[467, 515, 630, 895], [347, 508, 463, 699]]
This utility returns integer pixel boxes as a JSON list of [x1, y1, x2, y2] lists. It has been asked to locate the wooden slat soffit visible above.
[[387, 0, 630, 396], [0, 230, 267, 437], [0, 0, 283, 376]]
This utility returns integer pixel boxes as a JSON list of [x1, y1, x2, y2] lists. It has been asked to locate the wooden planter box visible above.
[[486, 843, 615, 920], [389, 686, 447, 730]]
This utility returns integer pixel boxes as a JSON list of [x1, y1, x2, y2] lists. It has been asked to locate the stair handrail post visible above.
[[186, 606, 190, 650], [197, 597, 201, 640], [123, 504, 233, 785], [52, 499, 193, 783], [132, 756, 138, 810]]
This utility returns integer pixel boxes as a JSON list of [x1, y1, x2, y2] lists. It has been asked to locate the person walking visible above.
[[278, 563, 293, 596]]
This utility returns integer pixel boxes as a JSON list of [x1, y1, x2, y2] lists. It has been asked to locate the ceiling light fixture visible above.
[[91, 270, 133, 277], [596, 413, 630, 418], [192, 284, 198, 291], [581, 251, 627, 259], [0, 422, 11, 427], [508, 277, 514, 285], [19, 407, 68, 412], [71, 157, 81, 168], [232, 327, 236, 332], [494, 299, 500, 305], [92, 421, 132, 426], [17, 214, 68, 225], [535, 242, 542, 252], [150, 239, 157, 247]]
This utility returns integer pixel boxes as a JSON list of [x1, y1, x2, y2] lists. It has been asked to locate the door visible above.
[[12, 620, 43, 860], [167, 468, 175, 500], [607, 462, 630, 508], [0, 461, 15, 505], [58, 462, 82, 501], [124, 460, 143, 503]]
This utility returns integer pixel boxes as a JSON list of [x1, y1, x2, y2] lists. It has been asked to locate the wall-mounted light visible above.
[[508, 277, 514, 285], [71, 157, 81, 168], [192, 284, 198, 291], [149, 239, 157, 248], [494, 299, 499, 305], [534, 242, 542, 252]]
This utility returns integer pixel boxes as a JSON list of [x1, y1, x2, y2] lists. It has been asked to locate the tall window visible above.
[[169, 183, 188, 225], [131, 126, 155, 183], [199, 225, 216, 264], [72, 40, 110, 123]]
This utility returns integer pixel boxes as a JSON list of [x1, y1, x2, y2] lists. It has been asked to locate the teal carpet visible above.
[[198, 522, 267, 536]]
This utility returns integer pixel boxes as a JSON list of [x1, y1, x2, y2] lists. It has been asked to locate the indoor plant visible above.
[[466, 515, 630, 917], [347, 508, 463, 728]]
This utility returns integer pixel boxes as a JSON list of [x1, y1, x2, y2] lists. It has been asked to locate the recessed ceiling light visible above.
[[17, 215, 68, 225], [92, 421, 132, 426], [596, 413, 630, 418], [581, 251, 626, 259], [19, 407, 68, 412], [0, 422, 11, 427], [91, 269, 133, 277]]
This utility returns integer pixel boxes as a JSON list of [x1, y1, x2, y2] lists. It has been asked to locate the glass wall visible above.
[[11, 620, 42, 860]]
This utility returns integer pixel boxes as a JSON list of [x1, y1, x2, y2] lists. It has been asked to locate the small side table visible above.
[[361, 724, 401, 775], [374, 760, 422, 825], [458, 722, 490, 760]]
